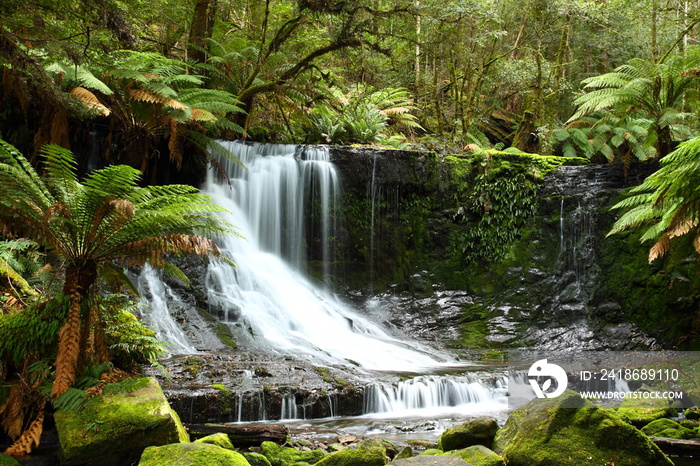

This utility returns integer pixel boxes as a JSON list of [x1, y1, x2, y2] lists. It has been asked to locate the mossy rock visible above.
[[194, 432, 234, 450], [395, 446, 413, 460], [641, 418, 697, 439], [684, 406, 700, 420], [138, 442, 250, 465], [437, 417, 498, 451], [55, 377, 189, 466], [492, 390, 673, 466], [245, 452, 274, 466], [393, 456, 471, 465], [260, 440, 326, 465], [617, 392, 675, 427], [446, 445, 504, 466], [314, 446, 386, 465], [0, 454, 20, 466], [420, 449, 443, 456], [358, 437, 395, 457]]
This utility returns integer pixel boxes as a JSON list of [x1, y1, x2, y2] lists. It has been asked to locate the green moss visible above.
[[641, 418, 696, 439], [437, 417, 498, 451], [245, 452, 273, 466], [56, 377, 189, 466], [214, 322, 237, 350], [260, 441, 326, 466], [617, 393, 675, 427], [0, 454, 20, 466], [194, 433, 235, 450], [138, 442, 250, 466], [446, 445, 504, 466], [493, 391, 673, 466], [314, 446, 386, 466]]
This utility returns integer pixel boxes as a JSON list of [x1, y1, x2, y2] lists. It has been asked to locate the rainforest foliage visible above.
[[1, 0, 700, 457]]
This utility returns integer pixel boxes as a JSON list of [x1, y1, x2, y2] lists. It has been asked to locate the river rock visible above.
[[260, 440, 326, 465], [315, 446, 386, 465], [437, 417, 498, 450], [641, 418, 697, 439], [138, 442, 249, 465], [446, 445, 504, 466], [617, 391, 675, 426], [244, 452, 273, 466], [55, 377, 189, 466], [685, 406, 700, 420], [393, 456, 472, 465], [193, 432, 235, 449], [492, 390, 673, 466]]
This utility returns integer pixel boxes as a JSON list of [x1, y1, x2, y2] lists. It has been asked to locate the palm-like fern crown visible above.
[[568, 48, 700, 125], [608, 136, 700, 261], [0, 139, 236, 284]]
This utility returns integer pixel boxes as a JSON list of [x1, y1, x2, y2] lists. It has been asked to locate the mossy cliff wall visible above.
[[327, 146, 698, 348]]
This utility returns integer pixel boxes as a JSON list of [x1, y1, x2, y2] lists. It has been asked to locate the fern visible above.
[[608, 136, 700, 261]]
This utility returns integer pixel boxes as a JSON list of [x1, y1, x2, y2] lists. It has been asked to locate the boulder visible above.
[[245, 452, 273, 466], [641, 418, 697, 440], [138, 442, 250, 465], [260, 440, 326, 465], [492, 390, 673, 466], [55, 377, 189, 466], [194, 432, 235, 449], [314, 446, 386, 465], [617, 391, 675, 426], [446, 445, 504, 466], [437, 417, 498, 451], [393, 456, 471, 465], [684, 406, 700, 420]]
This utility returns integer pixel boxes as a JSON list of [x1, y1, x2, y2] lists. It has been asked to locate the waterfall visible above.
[[201, 141, 448, 372], [364, 374, 507, 416], [136, 264, 198, 355]]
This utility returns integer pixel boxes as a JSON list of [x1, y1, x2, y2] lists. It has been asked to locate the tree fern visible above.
[[608, 136, 700, 261], [0, 139, 236, 401]]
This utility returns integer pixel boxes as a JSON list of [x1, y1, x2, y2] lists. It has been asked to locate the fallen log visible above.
[[650, 436, 700, 456], [186, 422, 290, 446]]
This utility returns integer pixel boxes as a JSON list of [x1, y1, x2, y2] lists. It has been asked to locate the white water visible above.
[[364, 374, 507, 418], [203, 141, 448, 372], [136, 264, 198, 355]]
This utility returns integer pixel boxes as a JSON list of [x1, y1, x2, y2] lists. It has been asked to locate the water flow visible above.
[[204, 141, 447, 372], [136, 264, 198, 355], [364, 374, 507, 417]]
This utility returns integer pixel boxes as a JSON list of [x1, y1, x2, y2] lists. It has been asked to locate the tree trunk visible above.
[[188, 0, 218, 63]]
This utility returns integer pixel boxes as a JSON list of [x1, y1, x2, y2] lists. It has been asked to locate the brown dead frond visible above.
[[84, 368, 131, 398], [50, 293, 82, 400], [649, 233, 671, 262], [0, 386, 25, 439], [168, 120, 184, 169], [128, 88, 166, 105], [70, 87, 110, 116], [4, 401, 45, 457]]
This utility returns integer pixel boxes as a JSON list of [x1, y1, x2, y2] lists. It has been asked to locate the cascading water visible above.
[[201, 141, 450, 372], [136, 264, 198, 355], [137, 141, 510, 422]]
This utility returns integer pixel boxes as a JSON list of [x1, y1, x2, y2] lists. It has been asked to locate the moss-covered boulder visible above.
[[641, 418, 697, 439], [685, 406, 700, 420], [138, 442, 250, 465], [437, 417, 498, 451], [314, 446, 386, 465], [55, 377, 189, 466], [245, 452, 273, 466], [446, 445, 504, 466], [0, 454, 20, 466], [393, 456, 471, 465], [194, 432, 234, 450], [617, 391, 675, 426], [260, 440, 326, 465], [492, 390, 673, 466]]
